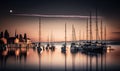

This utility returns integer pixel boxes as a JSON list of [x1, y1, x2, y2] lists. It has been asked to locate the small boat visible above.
[[37, 46, 42, 51], [61, 44, 66, 51], [49, 45, 55, 51], [70, 43, 77, 50], [37, 43, 42, 51], [46, 43, 50, 49]]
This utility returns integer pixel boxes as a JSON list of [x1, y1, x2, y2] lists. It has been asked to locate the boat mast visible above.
[[72, 25, 74, 43], [72, 25, 76, 43], [96, 9, 98, 42], [86, 18, 88, 42], [90, 11, 92, 43], [47, 35, 49, 44], [39, 17, 41, 47], [104, 23, 106, 45], [51, 31, 53, 46], [101, 19, 103, 43], [79, 30, 81, 44], [65, 23, 67, 48], [74, 26, 76, 43], [83, 31, 84, 41]]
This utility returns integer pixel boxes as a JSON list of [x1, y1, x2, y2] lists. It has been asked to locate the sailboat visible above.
[[49, 31, 55, 50], [46, 35, 50, 50], [100, 19, 103, 45], [61, 23, 67, 51], [91, 9, 105, 51], [100, 19, 105, 47], [104, 23, 107, 48], [78, 18, 87, 47], [78, 30, 84, 50], [78, 30, 81, 46], [102, 21, 108, 49], [70, 24, 78, 51], [37, 18, 42, 51]]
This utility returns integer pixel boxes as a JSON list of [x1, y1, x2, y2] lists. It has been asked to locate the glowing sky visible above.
[[0, 15, 118, 42]]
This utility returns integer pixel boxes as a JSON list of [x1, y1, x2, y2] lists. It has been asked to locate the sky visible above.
[[0, 0, 120, 42]]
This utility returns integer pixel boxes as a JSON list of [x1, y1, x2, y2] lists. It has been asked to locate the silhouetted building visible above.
[[7, 37, 19, 47]]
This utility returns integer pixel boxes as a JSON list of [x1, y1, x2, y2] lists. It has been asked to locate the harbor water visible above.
[[0, 43, 120, 71]]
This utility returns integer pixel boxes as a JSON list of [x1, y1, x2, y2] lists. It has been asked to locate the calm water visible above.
[[0, 44, 120, 71]]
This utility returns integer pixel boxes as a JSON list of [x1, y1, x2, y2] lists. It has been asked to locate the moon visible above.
[[10, 10, 13, 13]]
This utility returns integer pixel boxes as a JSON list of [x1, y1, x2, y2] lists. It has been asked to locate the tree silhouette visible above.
[[19, 34, 23, 41], [4, 30, 9, 39], [0, 32, 4, 38], [24, 33, 27, 42], [16, 34, 18, 38], [24, 33, 27, 39]]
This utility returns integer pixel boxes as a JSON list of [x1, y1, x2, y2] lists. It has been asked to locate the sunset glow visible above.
[[0, 16, 117, 42]]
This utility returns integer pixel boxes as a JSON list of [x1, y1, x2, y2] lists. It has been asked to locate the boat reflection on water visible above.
[[80, 50, 106, 71], [0, 44, 120, 71]]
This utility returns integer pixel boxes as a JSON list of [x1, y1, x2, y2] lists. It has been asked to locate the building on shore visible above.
[[0, 30, 32, 48]]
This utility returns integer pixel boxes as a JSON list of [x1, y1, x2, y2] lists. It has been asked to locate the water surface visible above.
[[0, 44, 120, 71]]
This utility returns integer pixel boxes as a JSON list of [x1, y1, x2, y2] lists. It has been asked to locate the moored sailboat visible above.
[[61, 23, 67, 52], [37, 18, 42, 51], [46, 35, 50, 50], [49, 31, 55, 50], [70, 25, 78, 51]]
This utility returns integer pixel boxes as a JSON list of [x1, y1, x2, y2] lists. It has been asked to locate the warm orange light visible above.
[[15, 49, 20, 56], [0, 38, 7, 44], [2, 50, 8, 56], [14, 38, 19, 44], [27, 39, 31, 44]]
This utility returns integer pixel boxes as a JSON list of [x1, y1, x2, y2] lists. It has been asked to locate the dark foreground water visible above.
[[0, 44, 120, 71]]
